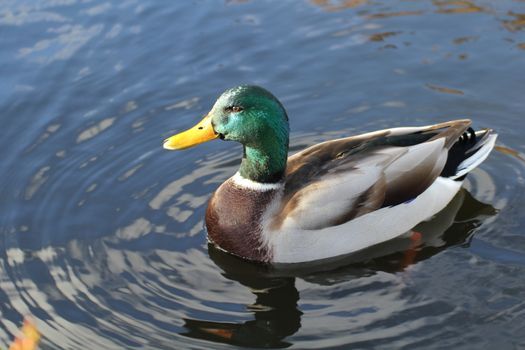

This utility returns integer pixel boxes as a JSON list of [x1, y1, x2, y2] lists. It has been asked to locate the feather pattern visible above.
[[269, 177, 463, 263], [271, 120, 471, 231]]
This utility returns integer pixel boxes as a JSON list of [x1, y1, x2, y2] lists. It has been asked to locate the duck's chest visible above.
[[205, 180, 278, 262]]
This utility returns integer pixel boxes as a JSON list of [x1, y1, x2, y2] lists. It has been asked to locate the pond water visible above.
[[1, 0, 525, 349]]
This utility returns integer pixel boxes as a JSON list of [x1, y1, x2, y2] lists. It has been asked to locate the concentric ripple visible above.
[[1, 110, 525, 349], [2, 0, 525, 349], [2, 117, 522, 349], [0, 117, 246, 348]]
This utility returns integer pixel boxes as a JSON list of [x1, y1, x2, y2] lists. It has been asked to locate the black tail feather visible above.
[[440, 128, 493, 179]]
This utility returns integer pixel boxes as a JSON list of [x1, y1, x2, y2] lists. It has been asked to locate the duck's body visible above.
[[164, 86, 497, 263]]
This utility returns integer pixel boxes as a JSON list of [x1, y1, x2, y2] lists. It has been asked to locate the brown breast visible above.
[[205, 179, 278, 262]]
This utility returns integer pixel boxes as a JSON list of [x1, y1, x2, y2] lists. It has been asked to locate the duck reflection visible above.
[[182, 188, 496, 348], [183, 250, 301, 348]]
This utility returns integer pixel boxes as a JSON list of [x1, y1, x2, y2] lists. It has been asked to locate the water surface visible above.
[[1, 0, 525, 349]]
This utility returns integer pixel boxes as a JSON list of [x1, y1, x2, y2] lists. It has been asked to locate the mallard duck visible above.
[[163, 85, 497, 264]]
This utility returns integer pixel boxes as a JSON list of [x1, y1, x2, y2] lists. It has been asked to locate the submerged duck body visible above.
[[164, 85, 497, 263]]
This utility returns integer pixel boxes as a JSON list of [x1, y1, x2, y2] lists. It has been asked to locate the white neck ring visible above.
[[231, 172, 283, 191]]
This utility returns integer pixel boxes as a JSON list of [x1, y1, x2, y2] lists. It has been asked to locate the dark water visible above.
[[1, 0, 525, 348]]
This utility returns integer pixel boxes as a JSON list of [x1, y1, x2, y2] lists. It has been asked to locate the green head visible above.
[[164, 85, 290, 183]]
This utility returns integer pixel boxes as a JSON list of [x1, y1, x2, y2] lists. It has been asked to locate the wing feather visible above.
[[274, 120, 471, 230]]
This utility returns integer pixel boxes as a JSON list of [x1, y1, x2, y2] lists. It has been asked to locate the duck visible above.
[[163, 85, 497, 264]]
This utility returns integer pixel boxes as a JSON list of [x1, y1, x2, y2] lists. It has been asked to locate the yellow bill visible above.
[[163, 114, 218, 150]]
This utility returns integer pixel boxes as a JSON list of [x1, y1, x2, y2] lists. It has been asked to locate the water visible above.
[[1, 0, 525, 348]]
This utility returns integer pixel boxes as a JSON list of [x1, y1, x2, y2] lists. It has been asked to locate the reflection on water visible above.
[[183, 188, 496, 348], [502, 11, 525, 32], [184, 251, 300, 348], [433, 1, 484, 14], [1, 0, 525, 348], [310, 0, 486, 14], [311, 0, 369, 12]]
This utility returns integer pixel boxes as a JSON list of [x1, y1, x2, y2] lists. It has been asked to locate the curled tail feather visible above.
[[441, 128, 497, 180]]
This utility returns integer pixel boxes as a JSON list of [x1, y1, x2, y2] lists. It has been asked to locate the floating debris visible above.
[[8, 318, 40, 350], [433, 0, 484, 14], [367, 11, 422, 19], [369, 31, 401, 42], [425, 83, 465, 95]]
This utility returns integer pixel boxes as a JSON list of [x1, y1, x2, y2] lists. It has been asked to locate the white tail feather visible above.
[[450, 133, 497, 180]]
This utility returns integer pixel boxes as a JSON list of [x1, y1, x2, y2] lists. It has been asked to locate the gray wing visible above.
[[274, 119, 471, 230]]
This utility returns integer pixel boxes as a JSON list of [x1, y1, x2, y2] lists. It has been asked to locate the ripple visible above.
[[19, 24, 104, 64], [2, 105, 523, 349], [76, 117, 115, 143], [2, 0, 525, 348], [2, 117, 512, 349], [425, 83, 465, 95]]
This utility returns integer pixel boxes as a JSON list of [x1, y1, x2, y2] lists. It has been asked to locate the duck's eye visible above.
[[227, 106, 243, 113]]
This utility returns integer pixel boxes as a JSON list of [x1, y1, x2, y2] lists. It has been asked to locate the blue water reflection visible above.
[[1, 0, 525, 349]]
